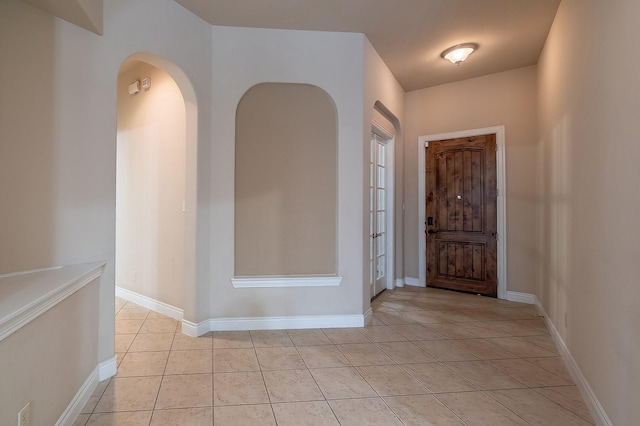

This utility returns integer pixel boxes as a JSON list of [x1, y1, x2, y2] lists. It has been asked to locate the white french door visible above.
[[370, 132, 389, 298]]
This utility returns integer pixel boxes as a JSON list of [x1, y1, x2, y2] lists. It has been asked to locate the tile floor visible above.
[[74, 287, 595, 425]]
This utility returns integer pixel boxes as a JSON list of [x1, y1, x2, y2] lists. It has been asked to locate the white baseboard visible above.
[[55, 363, 99, 426], [115, 286, 183, 321], [505, 291, 537, 304], [404, 277, 421, 287], [98, 356, 117, 381], [363, 308, 373, 325], [536, 301, 612, 426], [181, 320, 196, 337], [182, 313, 370, 337], [394, 278, 405, 288], [207, 314, 368, 331], [181, 319, 209, 337]]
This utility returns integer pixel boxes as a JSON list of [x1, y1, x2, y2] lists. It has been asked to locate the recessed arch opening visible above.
[[115, 52, 198, 325], [234, 82, 338, 279]]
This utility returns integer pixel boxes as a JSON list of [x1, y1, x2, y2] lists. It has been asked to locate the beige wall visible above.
[[0, 0, 214, 362], [537, 0, 640, 423], [404, 66, 539, 294], [363, 39, 406, 309], [235, 83, 337, 276], [209, 26, 365, 318], [0, 281, 100, 426], [116, 61, 186, 309]]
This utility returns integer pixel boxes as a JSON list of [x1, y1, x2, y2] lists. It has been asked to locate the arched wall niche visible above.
[[235, 82, 338, 277]]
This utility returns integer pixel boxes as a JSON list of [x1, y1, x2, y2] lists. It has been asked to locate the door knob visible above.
[[427, 229, 439, 234]]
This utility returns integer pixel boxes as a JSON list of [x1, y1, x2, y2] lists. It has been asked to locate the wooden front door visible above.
[[425, 134, 497, 296]]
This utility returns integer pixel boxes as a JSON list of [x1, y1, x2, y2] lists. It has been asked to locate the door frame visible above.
[[418, 126, 507, 299], [371, 121, 395, 296]]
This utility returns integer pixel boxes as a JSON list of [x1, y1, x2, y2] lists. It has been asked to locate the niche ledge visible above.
[[231, 276, 342, 288]]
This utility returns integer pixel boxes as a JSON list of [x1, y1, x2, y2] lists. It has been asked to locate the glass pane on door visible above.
[[372, 135, 388, 291]]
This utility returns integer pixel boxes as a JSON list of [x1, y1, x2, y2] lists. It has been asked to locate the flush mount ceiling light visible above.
[[440, 43, 479, 65]]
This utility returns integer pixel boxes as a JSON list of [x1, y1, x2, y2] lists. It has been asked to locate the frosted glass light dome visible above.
[[441, 43, 479, 65]]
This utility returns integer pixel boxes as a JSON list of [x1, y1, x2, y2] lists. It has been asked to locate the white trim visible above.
[[231, 276, 342, 288], [505, 291, 537, 305], [385, 135, 395, 292], [182, 313, 370, 336], [0, 265, 63, 278], [404, 277, 421, 287], [0, 262, 105, 342], [418, 126, 507, 298], [418, 134, 427, 288], [369, 128, 396, 296], [207, 314, 368, 331], [394, 278, 405, 288], [55, 364, 99, 426], [536, 301, 613, 426], [181, 319, 205, 337], [363, 308, 373, 325], [98, 356, 117, 381], [115, 286, 184, 321], [371, 119, 394, 139]]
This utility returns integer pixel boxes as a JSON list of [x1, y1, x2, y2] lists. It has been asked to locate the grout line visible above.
[[480, 389, 538, 425], [530, 387, 597, 425], [252, 339, 277, 423]]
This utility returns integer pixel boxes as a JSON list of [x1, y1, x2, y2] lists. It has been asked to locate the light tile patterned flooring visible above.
[[74, 287, 595, 425]]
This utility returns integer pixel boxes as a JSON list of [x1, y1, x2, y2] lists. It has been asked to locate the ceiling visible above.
[[22, 0, 560, 92], [174, 0, 560, 92]]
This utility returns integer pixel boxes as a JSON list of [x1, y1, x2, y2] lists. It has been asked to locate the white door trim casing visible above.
[[371, 122, 395, 293], [417, 126, 507, 299]]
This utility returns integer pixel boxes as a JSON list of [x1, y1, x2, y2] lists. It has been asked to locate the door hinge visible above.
[[424, 141, 429, 148]]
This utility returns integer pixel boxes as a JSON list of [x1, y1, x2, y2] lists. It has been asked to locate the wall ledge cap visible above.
[[0, 262, 105, 341]]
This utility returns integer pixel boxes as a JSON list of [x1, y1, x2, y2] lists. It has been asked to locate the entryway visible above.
[[425, 134, 497, 296], [418, 126, 507, 298]]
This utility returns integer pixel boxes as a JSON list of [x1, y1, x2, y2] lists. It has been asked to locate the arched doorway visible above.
[[114, 53, 197, 329]]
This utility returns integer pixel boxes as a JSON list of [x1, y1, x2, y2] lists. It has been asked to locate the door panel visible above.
[[426, 134, 497, 296], [370, 133, 388, 298]]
